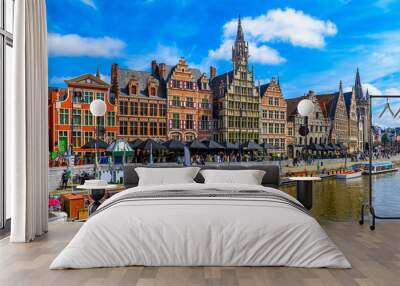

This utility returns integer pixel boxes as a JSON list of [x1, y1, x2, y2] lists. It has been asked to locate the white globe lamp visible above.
[[89, 99, 107, 179], [297, 99, 314, 117], [90, 99, 107, 117]]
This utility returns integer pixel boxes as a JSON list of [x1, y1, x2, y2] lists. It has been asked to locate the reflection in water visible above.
[[280, 171, 400, 221]]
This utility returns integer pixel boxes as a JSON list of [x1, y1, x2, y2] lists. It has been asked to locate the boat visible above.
[[336, 169, 363, 179], [362, 161, 398, 175]]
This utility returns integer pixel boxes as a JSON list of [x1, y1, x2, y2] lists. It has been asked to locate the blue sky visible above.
[[47, 0, 400, 126]]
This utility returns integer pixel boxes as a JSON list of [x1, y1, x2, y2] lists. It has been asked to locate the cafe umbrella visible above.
[[163, 139, 185, 151], [128, 139, 143, 149], [81, 138, 109, 149], [137, 139, 166, 164], [201, 140, 225, 150]]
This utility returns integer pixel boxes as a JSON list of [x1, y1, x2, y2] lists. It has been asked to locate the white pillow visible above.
[[135, 167, 200, 186], [200, 169, 265, 185]]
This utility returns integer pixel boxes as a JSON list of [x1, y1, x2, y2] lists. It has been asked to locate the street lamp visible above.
[[90, 99, 107, 178], [297, 99, 314, 165]]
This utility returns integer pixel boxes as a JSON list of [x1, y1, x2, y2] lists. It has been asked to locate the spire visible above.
[[355, 67, 363, 99], [96, 65, 101, 79], [236, 15, 244, 41], [339, 80, 343, 93]]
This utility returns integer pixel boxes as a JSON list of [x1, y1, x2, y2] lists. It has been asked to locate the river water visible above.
[[280, 171, 400, 221]]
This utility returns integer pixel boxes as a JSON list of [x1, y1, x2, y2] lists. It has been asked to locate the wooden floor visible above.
[[0, 221, 399, 286]]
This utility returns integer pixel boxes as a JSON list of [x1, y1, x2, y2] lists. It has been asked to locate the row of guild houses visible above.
[[48, 16, 370, 159]]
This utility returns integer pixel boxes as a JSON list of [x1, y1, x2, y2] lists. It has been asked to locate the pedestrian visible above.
[[61, 169, 69, 189]]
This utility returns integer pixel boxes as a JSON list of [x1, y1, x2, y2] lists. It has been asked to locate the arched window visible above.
[[132, 85, 137, 95]]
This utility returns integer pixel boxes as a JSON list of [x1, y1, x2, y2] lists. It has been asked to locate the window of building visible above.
[[274, 98, 279, 105], [106, 132, 115, 141], [268, 111, 273, 119], [150, 122, 157, 135], [73, 90, 83, 103], [200, 115, 209, 130], [131, 84, 137, 95], [268, 97, 273, 105], [159, 104, 167, 117], [150, 87, 156, 96], [159, 122, 167, 136], [280, 111, 285, 120], [140, 122, 148, 135], [150, 103, 157, 116], [262, 110, 267, 119], [96, 92, 105, 101], [84, 131, 94, 144], [72, 131, 82, 148], [119, 101, 128, 115], [84, 110, 93, 125], [172, 96, 180, 107], [83, 91, 93, 103], [72, 110, 81, 126], [172, 113, 180, 129], [120, 121, 128, 135], [107, 111, 115, 126], [130, 102, 138, 115], [130, 121, 137, 136], [59, 109, 69, 124], [280, 124, 285, 134], [269, 124, 273, 134], [201, 98, 209, 109], [186, 97, 194, 108], [140, 102, 148, 116]]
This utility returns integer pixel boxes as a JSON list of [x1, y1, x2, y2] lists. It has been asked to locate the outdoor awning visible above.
[[260, 142, 277, 150], [186, 139, 208, 150], [329, 143, 341, 151], [308, 143, 323, 151], [337, 143, 347, 150], [201, 140, 225, 150], [107, 139, 134, 156], [137, 139, 166, 151], [81, 138, 108, 149], [242, 141, 263, 151], [128, 139, 143, 149], [163, 139, 185, 151], [224, 141, 240, 150], [320, 144, 334, 151]]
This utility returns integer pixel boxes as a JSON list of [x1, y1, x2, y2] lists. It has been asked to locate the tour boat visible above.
[[336, 169, 363, 179], [362, 162, 398, 175]]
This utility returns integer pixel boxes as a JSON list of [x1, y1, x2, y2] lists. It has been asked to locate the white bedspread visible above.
[[50, 183, 351, 269]]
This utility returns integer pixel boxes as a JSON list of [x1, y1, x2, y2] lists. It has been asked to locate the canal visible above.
[[280, 171, 400, 221]]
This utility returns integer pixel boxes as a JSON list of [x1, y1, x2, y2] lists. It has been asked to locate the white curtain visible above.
[[7, 0, 48, 242]]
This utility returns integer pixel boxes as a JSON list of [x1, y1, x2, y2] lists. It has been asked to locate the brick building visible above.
[[259, 77, 287, 154], [110, 62, 168, 141], [48, 73, 118, 159], [210, 16, 260, 143], [317, 81, 349, 145], [110, 58, 213, 142], [167, 58, 213, 141], [287, 91, 329, 158]]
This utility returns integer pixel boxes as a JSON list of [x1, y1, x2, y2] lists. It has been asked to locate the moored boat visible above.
[[362, 161, 398, 175], [336, 169, 363, 179]]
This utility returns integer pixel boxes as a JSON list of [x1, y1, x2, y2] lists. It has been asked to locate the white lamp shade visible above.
[[297, 99, 314, 117], [90, 99, 107, 116]]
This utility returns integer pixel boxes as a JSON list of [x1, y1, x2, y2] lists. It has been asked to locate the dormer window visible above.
[[129, 79, 138, 95], [150, 87, 156, 96]]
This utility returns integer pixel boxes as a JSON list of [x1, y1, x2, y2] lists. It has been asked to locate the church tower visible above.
[[232, 15, 249, 72]]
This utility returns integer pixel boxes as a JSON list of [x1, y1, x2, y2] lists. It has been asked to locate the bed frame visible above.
[[123, 164, 280, 189]]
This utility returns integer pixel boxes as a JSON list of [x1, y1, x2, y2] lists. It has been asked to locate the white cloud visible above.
[[126, 44, 182, 70], [48, 33, 126, 58], [80, 0, 97, 10], [384, 87, 400, 95], [209, 8, 337, 65]]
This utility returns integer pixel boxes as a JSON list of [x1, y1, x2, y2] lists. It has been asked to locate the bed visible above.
[[50, 165, 350, 269]]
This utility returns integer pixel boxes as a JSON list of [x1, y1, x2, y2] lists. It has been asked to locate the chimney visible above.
[[159, 63, 167, 79], [111, 63, 119, 96], [151, 60, 158, 75], [210, 66, 216, 79]]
